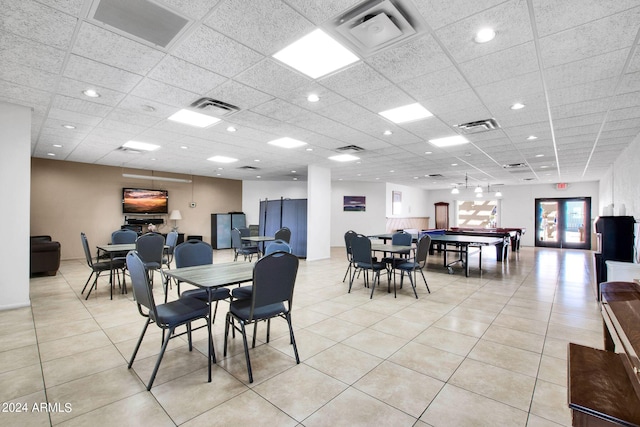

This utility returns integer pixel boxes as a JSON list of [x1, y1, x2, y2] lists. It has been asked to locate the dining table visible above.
[[161, 261, 255, 382], [241, 235, 275, 254], [370, 243, 414, 297]]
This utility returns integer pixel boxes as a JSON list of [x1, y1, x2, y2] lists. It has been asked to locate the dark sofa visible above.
[[30, 235, 61, 276]]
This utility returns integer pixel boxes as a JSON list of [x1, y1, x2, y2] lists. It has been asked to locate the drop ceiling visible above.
[[3, 0, 640, 189]]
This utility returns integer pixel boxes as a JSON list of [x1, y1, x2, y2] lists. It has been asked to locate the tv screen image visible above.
[[122, 188, 168, 214]]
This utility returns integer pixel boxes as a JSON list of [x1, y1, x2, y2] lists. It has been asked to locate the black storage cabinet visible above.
[[211, 213, 246, 249], [593, 216, 635, 295]]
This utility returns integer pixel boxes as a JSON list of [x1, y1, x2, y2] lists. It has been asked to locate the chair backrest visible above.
[[174, 240, 213, 268], [265, 239, 292, 255], [80, 232, 94, 268], [126, 251, 158, 318], [344, 230, 357, 259], [416, 234, 431, 267], [237, 227, 251, 239], [135, 233, 165, 264], [165, 231, 179, 254], [391, 231, 412, 246], [351, 234, 373, 265], [249, 252, 299, 321], [231, 228, 243, 250], [274, 227, 291, 243], [111, 229, 137, 244]]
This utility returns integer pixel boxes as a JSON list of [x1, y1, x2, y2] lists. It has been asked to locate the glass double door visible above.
[[535, 197, 591, 249]]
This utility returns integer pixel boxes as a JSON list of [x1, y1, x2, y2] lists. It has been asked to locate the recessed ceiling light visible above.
[[180, 146, 188, 149], [168, 109, 220, 128], [267, 137, 307, 149], [540, 165, 549, 169], [429, 135, 469, 147], [306, 148, 313, 151], [451, 187, 460, 194], [379, 103, 433, 124], [474, 28, 496, 43], [123, 140, 160, 151], [425, 151, 432, 154], [62, 124, 75, 129], [451, 163, 458, 166], [150, 158, 156, 161], [82, 89, 100, 98], [293, 177, 298, 181], [413, 176, 419, 179], [273, 29, 359, 79], [53, 144, 63, 148], [254, 159, 260, 162], [510, 103, 525, 110], [307, 94, 320, 102], [47, 152, 55, 156], [527, 135, 538, 140], [535, 154, 545, 157], [216, 173, 221, 176], [257, 175, 261, 178], [383, 130, 393, 136], [291, 170, 296, 173], [389, 170, 395, 173], [329, 154, 359, 162], [208, 155, 238, 163], [227, 126, 237, 132], [142, 105, 156, 112]]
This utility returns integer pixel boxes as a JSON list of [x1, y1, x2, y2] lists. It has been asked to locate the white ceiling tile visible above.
[[72, 22, 165, 74], [0, 31, 66, 73], [173, 25, 263, 78], [539, 8, 640, 68], [285, 0, 361, 24], [147, 55, 227, 94], [63, 55, 143, 93], [129, 78, 200, 108], [51, 94, 113, 117], [0, 80, 53, 108], [544, 49, 628, 89], [0, 59, 59, 91], [367, 34, 453, 83], [1, 0, 77, 50], [398, 66, 470, 103], [235, 59, 311, 96], [57, 77, 126, 106], [206, 0, 313, 55], [318, 62, 390, 99], [161, 0, 222, 20], [350, 84, 415, 113], [48, 108, 103, 126], [204, 79, 274, 111], [436, 0, 533, 64], [413, 0, 506, 30], [460, 41, 539, 87]]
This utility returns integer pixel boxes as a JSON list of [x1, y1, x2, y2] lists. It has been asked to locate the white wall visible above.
[[241, 181, 308, 225], [1, 103, 31, 310], [600, 133, 640, 219], [331, 181, 386, 246], [307, 165, 331, 261], [385, 182, 430, 217], [427, 181, 599, 247]]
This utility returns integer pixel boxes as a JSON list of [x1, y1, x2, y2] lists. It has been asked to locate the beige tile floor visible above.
[[1, 245, 604, 426]]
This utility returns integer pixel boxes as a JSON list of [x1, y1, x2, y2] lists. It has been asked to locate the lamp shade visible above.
[[169, 210, 182, 220]]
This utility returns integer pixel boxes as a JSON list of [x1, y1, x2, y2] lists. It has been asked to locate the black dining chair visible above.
[[80, 232, 125, 300], [231, 240, 291, 301], [126, 251, 214, 390], [231, 228, 259, 262], [274, 227, 291, 243], [397, 234, 432, 298], [171, 240, 230, 321], [350, 234, 388, 299], [342, 230, 357, 286], [224, 251, 300, 383], [135, 232, 164, 287]]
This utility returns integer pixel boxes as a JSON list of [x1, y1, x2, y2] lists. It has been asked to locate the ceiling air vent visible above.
[[190, 98, 240, 117], [427, 173, 444, 178], [455, 118, 501, 134], [116, 146, 141, 154], [237, 166, 259, 171], [90, 0, 190, 49], [336, 145, 365, 153], [326, 0, 427, 56], [502, 162, 527, 169]]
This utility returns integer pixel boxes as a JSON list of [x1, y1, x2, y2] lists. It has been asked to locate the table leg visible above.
[[464, 245, 470, 277]]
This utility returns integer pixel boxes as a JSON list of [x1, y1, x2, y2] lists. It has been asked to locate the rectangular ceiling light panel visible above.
[[379, 103, 432, 124], [267, 137, 308, 149], [168, 109, 221, 128], [273, 29, 359, 79], [428, 135, 469, 147], [123, 140, 160, 151]]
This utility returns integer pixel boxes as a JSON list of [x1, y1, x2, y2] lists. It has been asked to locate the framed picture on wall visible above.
[[392, 191, 402, 215], [344, 196, 366, 212]]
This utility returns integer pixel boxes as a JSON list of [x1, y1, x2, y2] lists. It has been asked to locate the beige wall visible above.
[[31, 158, 242, 260]]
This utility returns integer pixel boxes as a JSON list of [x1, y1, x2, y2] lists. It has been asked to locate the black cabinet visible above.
[[593, 216, 635, 294], [259, 199, 307, 258], [211, 213, 246, 249]]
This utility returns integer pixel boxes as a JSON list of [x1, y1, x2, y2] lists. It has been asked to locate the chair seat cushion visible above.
[[238, 247, 259, 255], [356, 261, 385, 270], [182, 287, 230, 302], [143, 261, 161, 270], [93, 259, 125, 271], [230, 299, 286, 321], [397, 261, 419, 271], [153, 297, 209, 327], [231, 285, 252, 299]]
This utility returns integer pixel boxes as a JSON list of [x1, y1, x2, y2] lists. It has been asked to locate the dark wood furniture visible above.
[[567, 281, 640, 426], [434, 202, 449, 230], [30, 235, 61, 276]]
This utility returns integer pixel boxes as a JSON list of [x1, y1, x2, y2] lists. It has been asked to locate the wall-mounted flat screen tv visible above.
[[122, 188, 168, 214]]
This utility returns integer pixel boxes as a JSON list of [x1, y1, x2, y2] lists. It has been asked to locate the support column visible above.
[[306, 164, 331, 261]]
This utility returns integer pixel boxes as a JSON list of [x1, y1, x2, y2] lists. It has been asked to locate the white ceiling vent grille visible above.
[[502, 162, 528, 169], [455, 118, 501, 134], [190, 98, 240, 117], [237, 166, 260, 171], [325, 0, 427, 56], [89, 0, 190, 49]]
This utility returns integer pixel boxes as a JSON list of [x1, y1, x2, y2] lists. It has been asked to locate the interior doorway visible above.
[[535, 197, 591, 249]]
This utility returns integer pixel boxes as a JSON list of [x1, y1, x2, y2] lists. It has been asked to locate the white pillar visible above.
[[306, 164, 331, 261], [0, 102, 31, 310]]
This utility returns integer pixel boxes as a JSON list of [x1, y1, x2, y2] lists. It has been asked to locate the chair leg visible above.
[[224, 312, 231, 357], [187, 323, 193, 351], [128, 318, 151, 369], [84, 272, 101, 300], [81, 271, 95, 295], [147, 326, 173, 391], [252, 321, 258, 348], [342, 261, 352, 283], [239, 320, 253, 383], [286, 313, 300, 364], [419, 269, 430, 293], [212, 300, 220, 324], [408, 269, 418, 299]]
